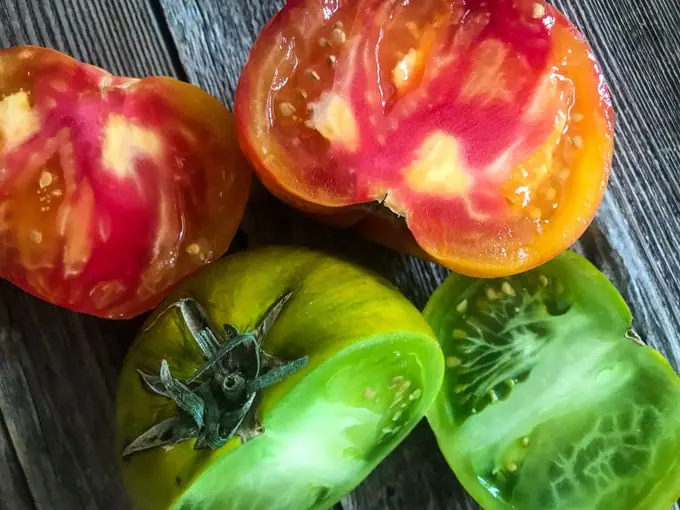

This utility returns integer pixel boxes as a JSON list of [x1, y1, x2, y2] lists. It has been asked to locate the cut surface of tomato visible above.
[[0, 46, 251, 318], [424, 251, 680, 509], [115, 247, 445, 510], [236, 0, 614, 277]]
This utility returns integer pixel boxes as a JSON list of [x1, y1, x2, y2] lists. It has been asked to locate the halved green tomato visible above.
[[424, 250, 680, 510], [115, 246, 444, 510]]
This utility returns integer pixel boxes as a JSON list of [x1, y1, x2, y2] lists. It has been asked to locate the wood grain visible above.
[[0, 0, 676, 509]]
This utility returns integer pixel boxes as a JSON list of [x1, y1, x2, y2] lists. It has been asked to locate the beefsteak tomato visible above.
[[235, 0, 614, 278], [115, 246, 445, 510], [424, 250, 680, 509], [0, 46, 250, 318]]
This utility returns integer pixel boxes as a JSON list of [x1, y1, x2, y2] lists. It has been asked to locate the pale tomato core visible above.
[[238, 0, 614, 276], [0, 47, 249, 317]]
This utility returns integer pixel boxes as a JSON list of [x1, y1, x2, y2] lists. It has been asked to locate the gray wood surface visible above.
[[0, 0, 678, 509]]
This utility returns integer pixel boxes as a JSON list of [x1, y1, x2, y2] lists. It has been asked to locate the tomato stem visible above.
[[121, 294, 307, 459]]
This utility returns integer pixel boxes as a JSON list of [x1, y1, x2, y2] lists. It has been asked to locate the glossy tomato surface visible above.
[[235, 0, 614, 278], [115, 246, 445, 510], [424, 251, 680, 509], [0, 46, 251, 318]]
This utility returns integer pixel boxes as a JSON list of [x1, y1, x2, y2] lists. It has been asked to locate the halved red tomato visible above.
[[0, 46, 251, 319], [235, 0, 614, 278]]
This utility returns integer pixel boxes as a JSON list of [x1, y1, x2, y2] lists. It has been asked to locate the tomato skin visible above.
[[235, 0, 614, 278], [115, 246, 445, 510], [0, 46, 251, 319], [423, 251, 680, 509]]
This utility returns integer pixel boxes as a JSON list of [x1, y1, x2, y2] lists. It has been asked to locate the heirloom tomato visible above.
[[424, 251, 680, 509], [115, 246, 445, 510], [0, 46, 250, 318], [235, 0, 614, 278]]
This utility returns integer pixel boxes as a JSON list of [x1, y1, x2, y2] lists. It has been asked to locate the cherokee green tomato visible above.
[[424, 250, 680, 510], [115, 246, 444, 510]]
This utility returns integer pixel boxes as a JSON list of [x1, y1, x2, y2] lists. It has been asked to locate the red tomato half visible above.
[[0, 46, 251, 319], [235, 0, 614, 278]]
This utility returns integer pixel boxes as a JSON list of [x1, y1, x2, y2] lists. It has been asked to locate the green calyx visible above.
[[122, 293, 308, 459]]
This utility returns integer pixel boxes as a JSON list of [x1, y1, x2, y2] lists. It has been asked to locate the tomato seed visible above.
[[331, 27, 346, 45], [501, 282, 516, 297], [278, 102, 297, 116], [409, 389, 422, 400], [453, 329, 467, 339], [318, 37, 329, 48], [29, 230, 42, 243], [446, 357, 461, 368], [456, 299, 468, 313], [185, 243, 200, 255], [328, 55, 337, 66], [39, 171, 53, 189], [532, 3, 546, 18], [306, 69, 321, 81], [363, 387, 377, 400]]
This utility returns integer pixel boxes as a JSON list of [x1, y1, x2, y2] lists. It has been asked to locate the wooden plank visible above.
[[0, 1, 185, 509], [157, 0, 680, 509]]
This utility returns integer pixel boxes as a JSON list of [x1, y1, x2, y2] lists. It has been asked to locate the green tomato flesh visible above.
[[116, 247, 444, 510], [424, 250, 680, 510]]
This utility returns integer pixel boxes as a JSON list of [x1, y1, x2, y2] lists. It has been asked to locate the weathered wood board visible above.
[[0, 0, 678, 508]]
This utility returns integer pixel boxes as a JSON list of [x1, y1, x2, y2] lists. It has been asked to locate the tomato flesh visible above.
[[236, 0, 614, 277], [424, 251, 680, 509], [0, 46, 251, 318]]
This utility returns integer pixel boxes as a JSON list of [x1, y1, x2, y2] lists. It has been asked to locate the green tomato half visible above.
[[424, 250, 680, 510], [115, 246, 444, 510]]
